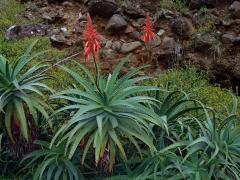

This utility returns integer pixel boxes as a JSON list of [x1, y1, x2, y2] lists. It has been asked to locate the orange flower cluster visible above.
[[142, 13, 156, 43], [82, 14, 101, 61]]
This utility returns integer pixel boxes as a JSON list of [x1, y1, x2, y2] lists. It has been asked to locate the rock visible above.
[[221, 18, 234, 27], [99, 35, 107, 46], [222, 33, 235, 44], [157, 36, 183, 62], [41, 8, 64, 23], [229, 1, 240, 18], [157, 29, 165, 37], [129, 32, 141, 40], [42, 12, 53, 21], [120, 41, 142, 54], [112, 41, 122, 51], [233, 37, 240, 45], [5, 24, 48, 40], [162, 36, 176, 53], [50, 34, 67, 47], [62, 1, 74, 7], [194, 32, 219, 53], [60, 27, 68, 34], [106, 14, 128, 32], [105, 40, 112, 49], [101, 49, 116, 60], [124, 25, 135, 34], [78, 12, 86, 21], [147, 35, 161, 48], [153, 8, 174, 22], [87, 0, 118, 17], [171, 17, 195, 38], [189, 0, 216, 10], [192, 11, 217, 26], [122, 2, 146, 18]]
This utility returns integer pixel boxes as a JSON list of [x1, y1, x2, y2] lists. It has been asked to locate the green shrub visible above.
[[146, 66, 240, 116]]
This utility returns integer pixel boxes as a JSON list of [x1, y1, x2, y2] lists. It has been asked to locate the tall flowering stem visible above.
[[82, 14, 101, 85], [142, 13, 156, 63]]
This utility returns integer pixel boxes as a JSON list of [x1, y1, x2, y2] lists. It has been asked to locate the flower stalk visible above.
[[142, 13, 156, 63], [82, 14, 101, 86]]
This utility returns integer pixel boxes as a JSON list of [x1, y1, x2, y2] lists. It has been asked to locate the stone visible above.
[[129, 32, 141, 40], [157, 29, 165, 37], [99, 35, 107, 46], [120, 41, 142, 54], [194, 32, 219, 53], [189, 0, 216, 10], [42, 12, 53, 22], [5, 24, 48, 40], [229, 1, 240, 18], [50, 34, 67, 47], [62, 1, 74, 7], [171, 17, 195, 38], [162, 37, 176, 53], [192, 11, 217, 26], [60, 27, 68, 34], [233, 37, 240, 45], [105, 14, 128, 32], [78, 12, 86, 21], [124, 25, 135, 34], [41, 8, 65, 23], [87, 0, 118, 17], [147, 35, 161, 48], [153, 8, 174, 22], [112, 41, 122, 51], [221, 18, 234, 27], [105, 40, 112, 49], [122, 2, 146, 18], [222, 33, 235, 44]]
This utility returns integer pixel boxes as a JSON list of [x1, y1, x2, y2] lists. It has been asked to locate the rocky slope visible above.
[[6, 0, 240, 90]]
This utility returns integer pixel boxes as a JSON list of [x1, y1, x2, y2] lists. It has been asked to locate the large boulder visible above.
[[105, 14, 127, 32], [86, 0, 119, 18], [5, 24, 48, 40]]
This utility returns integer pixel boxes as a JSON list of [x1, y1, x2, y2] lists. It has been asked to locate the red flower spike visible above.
[[82, 14, 101, 61], [142, 13, 156, 43]]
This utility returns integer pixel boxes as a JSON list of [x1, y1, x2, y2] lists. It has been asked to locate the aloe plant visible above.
[[50, 58, 167, 170], [20, 140, 83, 180], [0, 40, 51, 142], [185, 96, 240, 179]]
